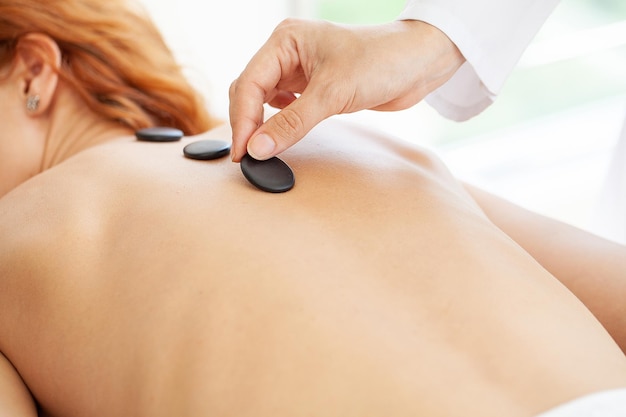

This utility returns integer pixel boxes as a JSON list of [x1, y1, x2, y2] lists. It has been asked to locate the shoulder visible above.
[[0, 173, 76, 278], [0, 124, 230, 266], [0, 148, 118, 276]]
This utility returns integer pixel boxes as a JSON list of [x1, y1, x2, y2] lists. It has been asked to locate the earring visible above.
[[26, 94, 40, 112]]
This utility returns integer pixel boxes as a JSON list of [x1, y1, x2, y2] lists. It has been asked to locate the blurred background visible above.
[[140, 0, 626, 233]]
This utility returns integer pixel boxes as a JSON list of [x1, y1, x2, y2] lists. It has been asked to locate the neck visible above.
[[40, 89, 134, 171]]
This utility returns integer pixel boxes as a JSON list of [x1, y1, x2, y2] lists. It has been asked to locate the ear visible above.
[[14, 33, 62, 116]]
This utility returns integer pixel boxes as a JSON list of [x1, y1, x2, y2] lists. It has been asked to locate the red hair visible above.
[[0, 0, 217, 135]]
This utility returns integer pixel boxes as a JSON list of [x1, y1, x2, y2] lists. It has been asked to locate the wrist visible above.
[[397, 19, 465, 93]]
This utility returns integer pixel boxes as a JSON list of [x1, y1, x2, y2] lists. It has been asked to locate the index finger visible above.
[[229, 46, 285, 162]]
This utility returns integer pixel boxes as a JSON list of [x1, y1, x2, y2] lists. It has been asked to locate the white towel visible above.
[[535, 388, 626, 417]]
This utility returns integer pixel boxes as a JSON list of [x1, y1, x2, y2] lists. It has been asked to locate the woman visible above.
[[0, 1, 625, 416], [0, 0, 217, 197]]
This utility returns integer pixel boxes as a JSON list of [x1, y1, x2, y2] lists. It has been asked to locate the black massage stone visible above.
[[183, 140, 231, 160], [135, 127, 183, 142], [240, 154, 295, 193]]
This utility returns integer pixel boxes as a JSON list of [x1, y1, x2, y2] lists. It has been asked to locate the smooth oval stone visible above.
[[135, 127, 183, 142], [240, 154, 295, 193], [183, 140, 231, 160]]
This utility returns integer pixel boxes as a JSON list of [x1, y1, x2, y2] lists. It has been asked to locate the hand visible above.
[[229, 18, 464, 161]]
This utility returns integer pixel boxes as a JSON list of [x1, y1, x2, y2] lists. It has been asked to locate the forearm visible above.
[[465, 184, 626, 352]]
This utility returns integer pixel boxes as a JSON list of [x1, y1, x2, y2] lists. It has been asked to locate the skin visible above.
[[1, 32, 626, 417], [465, 186, 626, 350], [228, 19, 465, 161], [0, 33, 134, 197]]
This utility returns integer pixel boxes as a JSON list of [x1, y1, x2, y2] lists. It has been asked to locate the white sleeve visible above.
[[397, 0, 560, 121]]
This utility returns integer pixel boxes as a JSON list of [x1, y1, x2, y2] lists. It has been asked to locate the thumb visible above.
[[247, 92, 333, 160]]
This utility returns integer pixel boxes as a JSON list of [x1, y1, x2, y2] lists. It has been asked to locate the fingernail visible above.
[[248, 134, 276, 160]]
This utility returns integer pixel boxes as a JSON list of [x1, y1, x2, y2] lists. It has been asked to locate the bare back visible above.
[[1, 119, 625, 417]]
